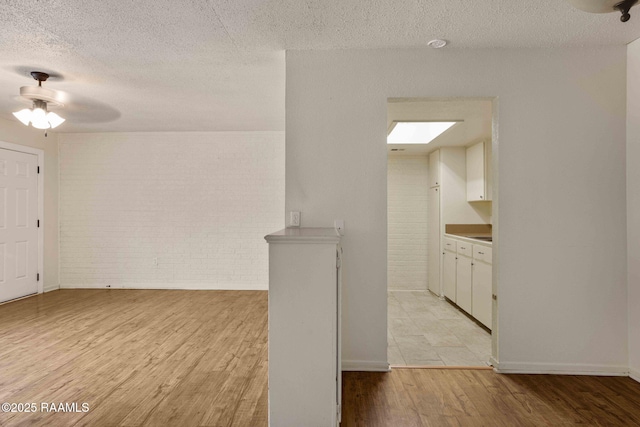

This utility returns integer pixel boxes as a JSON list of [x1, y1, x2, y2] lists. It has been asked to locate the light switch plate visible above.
[[334, 219, 344, 235]]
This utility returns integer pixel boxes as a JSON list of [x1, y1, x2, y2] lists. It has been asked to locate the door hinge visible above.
[[37, 219, 40, 228], [37, 273, 40, 282], [37, 166, 40, 174], [492, 294, 497, 301]]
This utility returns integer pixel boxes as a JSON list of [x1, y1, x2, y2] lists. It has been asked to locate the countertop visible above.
[[265, 227, 341, 244], [444, 233, 492, 245], [444, 224, 492, 245]]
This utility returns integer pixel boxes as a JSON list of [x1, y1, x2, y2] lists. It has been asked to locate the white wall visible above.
[[59, 131, 284, 290], [627, 39, 640, 382], [286, 47, 628, 373], [0, 117, 59, 291], [387, 155, 428, 291]]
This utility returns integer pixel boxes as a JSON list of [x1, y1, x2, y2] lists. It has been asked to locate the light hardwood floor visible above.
[[0, 289, 268, 426], [2, 290, 640, 427], [342, 369, 640, 426]]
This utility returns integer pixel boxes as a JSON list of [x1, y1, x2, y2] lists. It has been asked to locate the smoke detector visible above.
[[427, 39, 448, 49]]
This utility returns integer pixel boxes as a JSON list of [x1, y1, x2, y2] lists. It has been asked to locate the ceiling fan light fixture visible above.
[[31, 107, 50, 129], [12, 108, 32, 126], [31, 118, 50, 130], [12, 71, 66, 131], [46, 112, 65, 128], [568, 0, 639, 21], [32, 106, 46, 120]]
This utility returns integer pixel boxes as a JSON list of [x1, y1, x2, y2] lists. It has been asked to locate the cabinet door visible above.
[[428, 149, 440, 188], [472, 261, 492, 329], [456, 255, 472, 313], [443, 250, 457, 302], [466, 142, 485, 201]]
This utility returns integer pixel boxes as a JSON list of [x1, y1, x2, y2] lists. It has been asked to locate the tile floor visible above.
[[388, 290, 491, 366]]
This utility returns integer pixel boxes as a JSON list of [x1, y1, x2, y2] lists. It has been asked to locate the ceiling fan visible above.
[[568, 0, 638, 22], [13, 71, 66, 131], [9, 68, 122, 134]]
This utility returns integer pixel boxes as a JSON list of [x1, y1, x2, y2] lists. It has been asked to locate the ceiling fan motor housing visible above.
[[18, 85, 65, 107]]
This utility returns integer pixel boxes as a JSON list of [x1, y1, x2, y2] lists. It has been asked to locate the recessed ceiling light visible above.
[[427, 39, 448, 48], [387, 121, 457, 145]]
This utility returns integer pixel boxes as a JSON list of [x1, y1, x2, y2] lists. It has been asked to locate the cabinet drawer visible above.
[[473, 245, 492, 264], [456, 242, 472, 257], [443, 237, 457, 253]]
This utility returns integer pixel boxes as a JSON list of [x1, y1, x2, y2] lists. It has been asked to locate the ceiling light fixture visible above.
[[12, 71, 65, 130], [568, 0, 638, 22], [387, 121, 458, 145], [427, 39, 447, 49]]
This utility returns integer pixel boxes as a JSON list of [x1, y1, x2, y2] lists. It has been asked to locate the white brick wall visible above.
[[59, 131, 284, 290], [388, 155, 429, 291]]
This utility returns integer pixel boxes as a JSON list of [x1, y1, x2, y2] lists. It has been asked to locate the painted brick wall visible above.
[[59, 131, 284, 290], [387, 155, 429, 291]]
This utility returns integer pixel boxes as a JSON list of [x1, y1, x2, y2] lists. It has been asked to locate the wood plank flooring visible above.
[[0, 289, 268, 426], [342, 369, 640, 426], [2, 290, 640, 426]]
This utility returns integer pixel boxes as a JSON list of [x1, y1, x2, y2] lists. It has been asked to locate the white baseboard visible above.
[[43, 285, 60, 293], [630, 367, 640, 383], [342, 360, 390, 372], [59, 283, 268, 291], [489, 356, 498, 370], [493, 361, 628, 376]]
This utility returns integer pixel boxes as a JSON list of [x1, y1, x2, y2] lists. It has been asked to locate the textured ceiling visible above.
[[1, 0, 639, 132]]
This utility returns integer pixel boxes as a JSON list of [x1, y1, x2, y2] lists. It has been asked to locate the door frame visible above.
[[385, 97, 499, 368], [0, 140, 44, 295]]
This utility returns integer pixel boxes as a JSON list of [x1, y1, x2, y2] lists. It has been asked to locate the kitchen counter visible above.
[[265, 227, 341, 244], [445, 224, 492, 244], [444, 233, 492, 245]]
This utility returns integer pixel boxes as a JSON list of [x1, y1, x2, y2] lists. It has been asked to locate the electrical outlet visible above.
[[290, 211, 301, 227]]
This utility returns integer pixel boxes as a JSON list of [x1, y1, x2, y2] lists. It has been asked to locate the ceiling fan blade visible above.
[[60, 96, 121, 124]]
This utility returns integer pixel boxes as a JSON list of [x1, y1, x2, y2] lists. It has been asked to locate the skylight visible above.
[[387, 121, 457, 144]]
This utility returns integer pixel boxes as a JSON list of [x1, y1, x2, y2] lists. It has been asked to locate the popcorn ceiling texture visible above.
[[58, 131, 284, 290], [1, 1, 639, 133]]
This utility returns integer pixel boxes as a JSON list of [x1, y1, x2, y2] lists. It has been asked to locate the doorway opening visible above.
[[386, 98, 497, 367]]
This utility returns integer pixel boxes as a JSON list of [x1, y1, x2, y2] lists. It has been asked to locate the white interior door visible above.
[[0, 149, 38, 303]]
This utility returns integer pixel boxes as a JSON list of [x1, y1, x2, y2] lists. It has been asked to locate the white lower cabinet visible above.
[[456, 254, 473, 313], [472, 260, 492, 328], [265, 228, 342, 427], [444, 234, 492, 330], [443, 249, 457, 302]]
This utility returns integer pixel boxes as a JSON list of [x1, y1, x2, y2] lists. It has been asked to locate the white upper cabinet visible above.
[[466, 141, 492, 202], [428, 149, 440, 188]]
